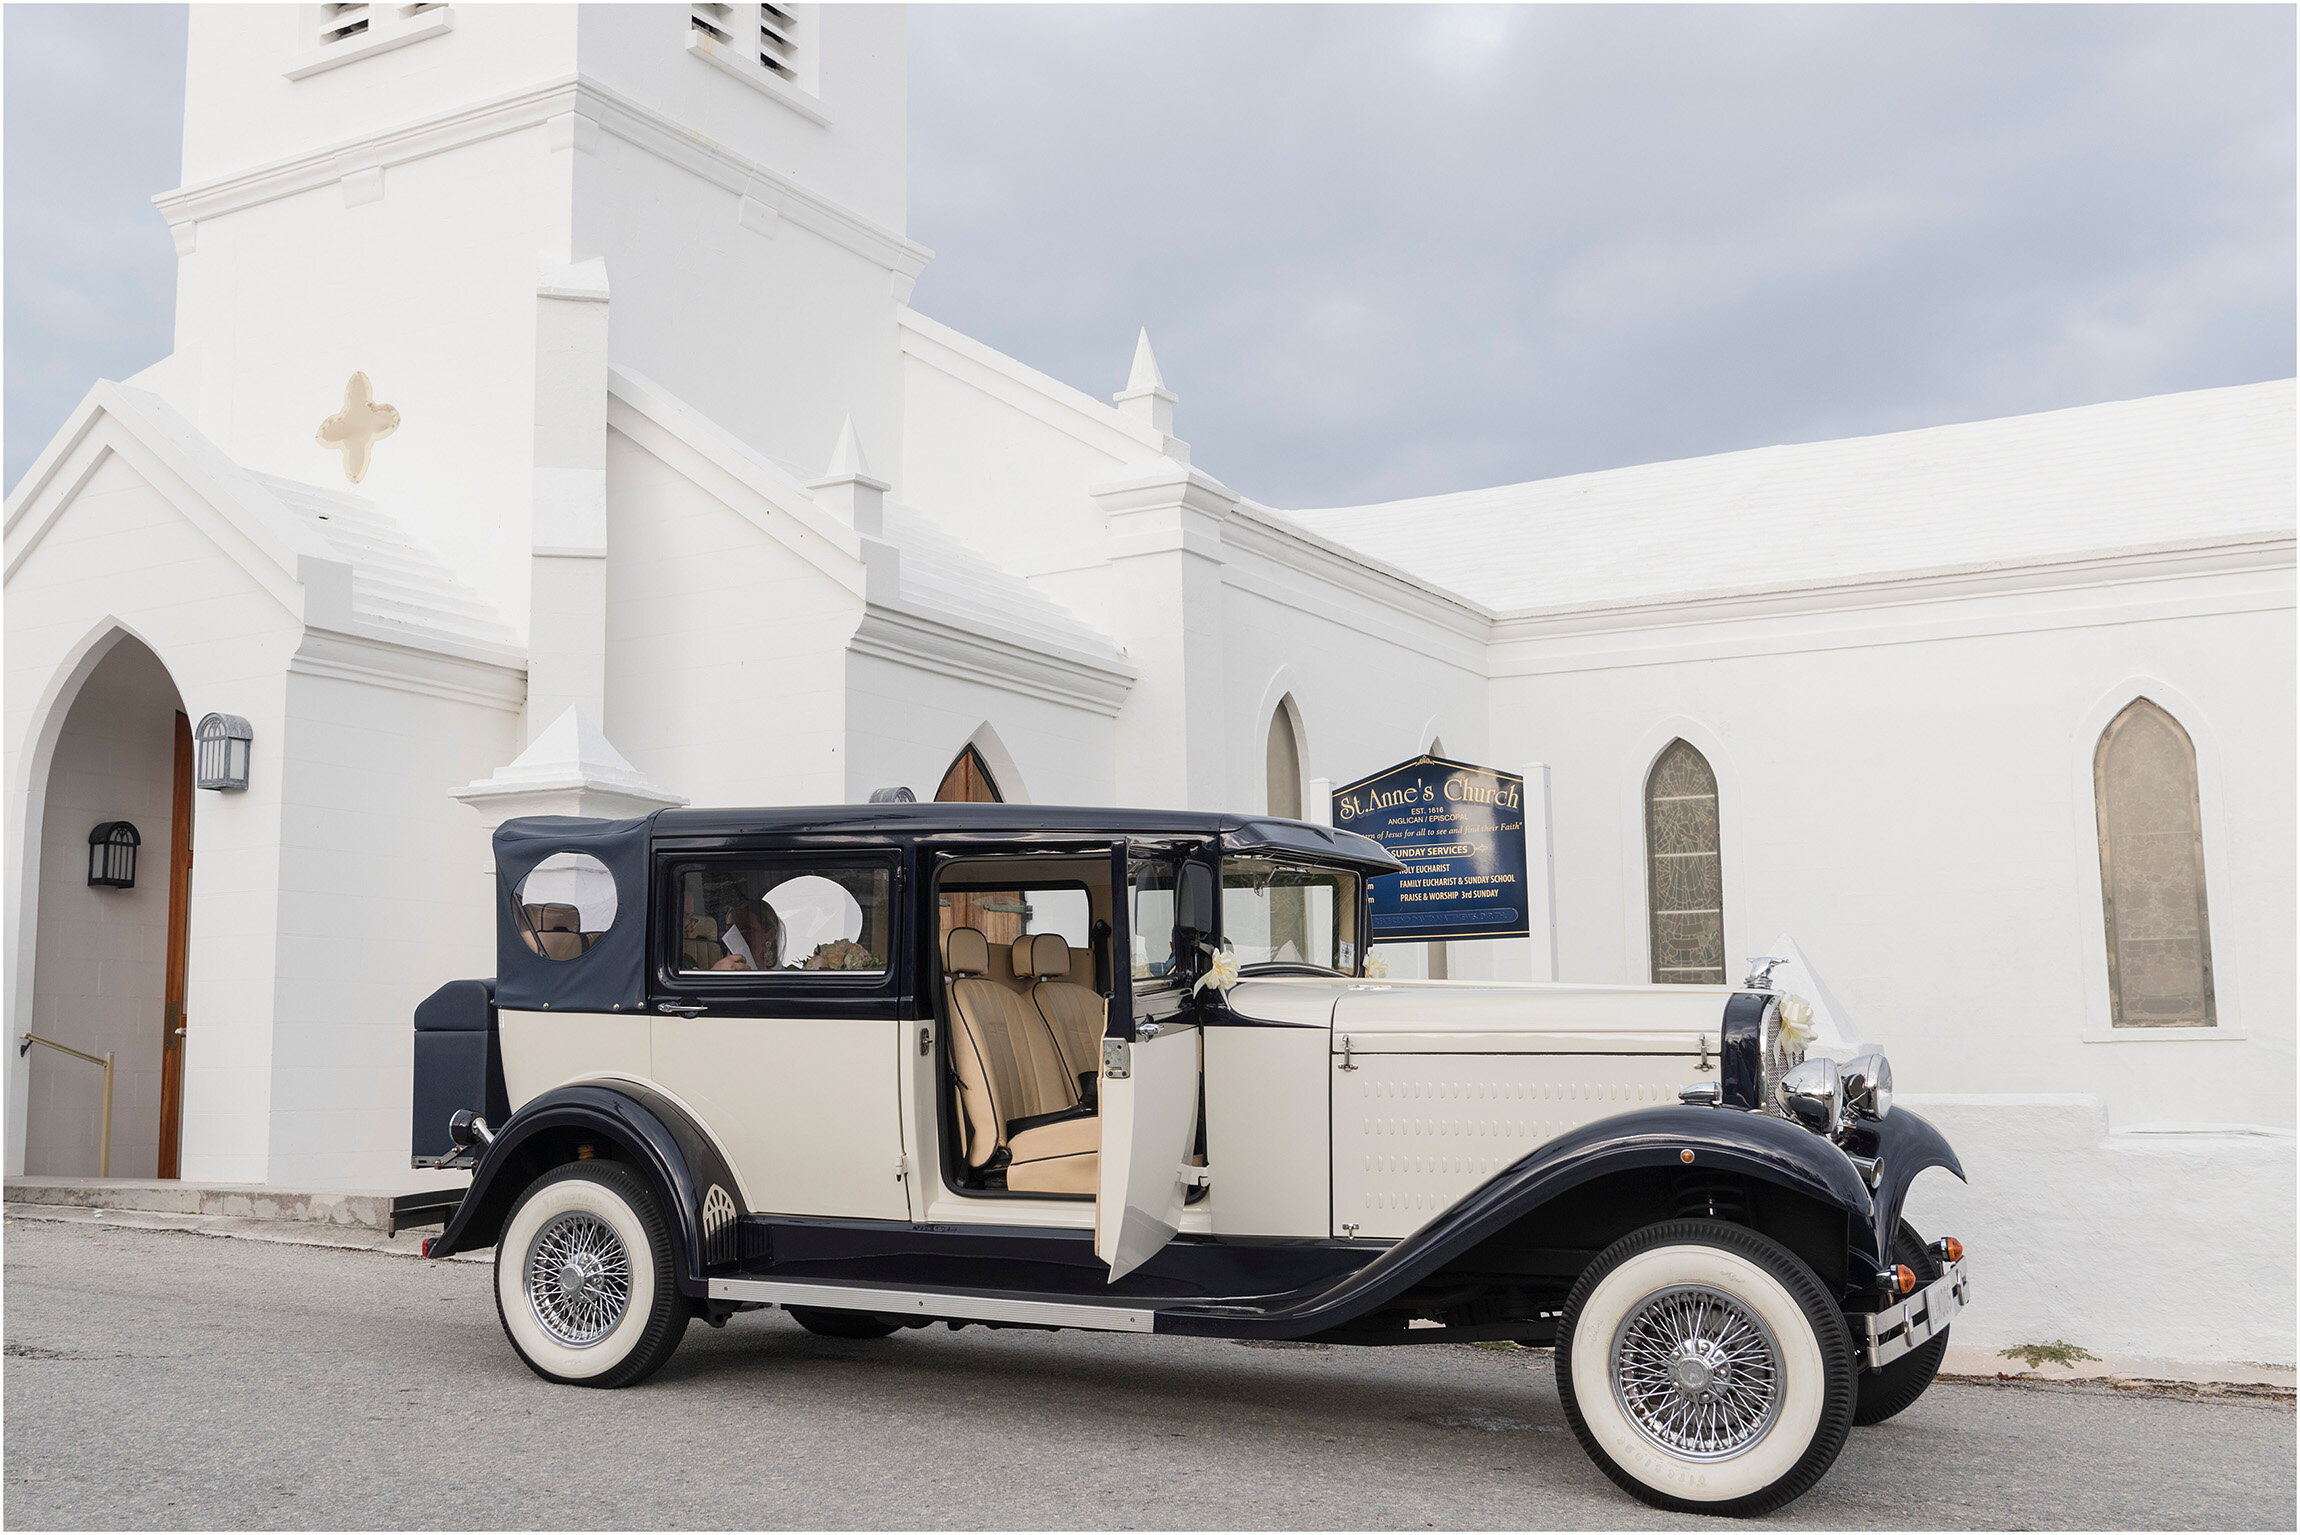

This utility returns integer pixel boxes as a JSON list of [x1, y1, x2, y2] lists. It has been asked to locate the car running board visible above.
[[707, 1275, 1159, 1333]]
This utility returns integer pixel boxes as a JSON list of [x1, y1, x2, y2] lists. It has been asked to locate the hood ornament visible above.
[[1743, 956, 1788, 990]]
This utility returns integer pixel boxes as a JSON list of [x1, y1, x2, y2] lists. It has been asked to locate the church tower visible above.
[[149, 4, 924, 641]]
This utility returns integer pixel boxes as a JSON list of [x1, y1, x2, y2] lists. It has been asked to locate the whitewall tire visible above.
[[494, 1161, 690, 1388], [1556, 1221, 1857, 1517]]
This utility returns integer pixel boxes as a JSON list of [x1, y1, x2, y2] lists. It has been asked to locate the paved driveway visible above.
[[4, 1218, 2292, 1530]]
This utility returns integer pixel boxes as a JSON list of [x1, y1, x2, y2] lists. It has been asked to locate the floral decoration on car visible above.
[[804, 938, 878, 971]]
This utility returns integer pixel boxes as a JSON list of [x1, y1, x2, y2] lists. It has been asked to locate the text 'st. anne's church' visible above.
[[6, 7, 2291, 1361]]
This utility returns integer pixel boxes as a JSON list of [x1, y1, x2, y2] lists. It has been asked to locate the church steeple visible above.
[[152, 5, 923, 639]]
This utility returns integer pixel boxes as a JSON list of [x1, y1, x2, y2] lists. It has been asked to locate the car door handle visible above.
[[656, 1002, 704, 1017]]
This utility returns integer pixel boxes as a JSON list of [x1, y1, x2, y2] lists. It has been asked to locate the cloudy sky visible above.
[[7, 4, 2293, 505]]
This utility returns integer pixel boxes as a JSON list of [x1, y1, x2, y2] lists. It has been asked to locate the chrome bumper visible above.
[[1860, 1257, 1970, 1369]]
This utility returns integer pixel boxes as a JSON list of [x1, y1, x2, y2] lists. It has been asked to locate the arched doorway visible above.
[[935, 745, 1013, 944], [25, 635, 194, 1178], [936, 745, 1002, 805]]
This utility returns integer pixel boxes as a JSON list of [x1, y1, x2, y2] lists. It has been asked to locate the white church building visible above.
[[6, 5, 2292, 1364]]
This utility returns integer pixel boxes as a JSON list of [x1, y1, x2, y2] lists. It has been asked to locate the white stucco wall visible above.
[[1902, 1094, 2296, 1364], [842, 654, 1117, 807], [574, 116, 910, 513], [23, 640, 184, 1178], [602, 425, 861, 808], [262, 666, 516, 1186], [1486, 562, 2295, 1130]]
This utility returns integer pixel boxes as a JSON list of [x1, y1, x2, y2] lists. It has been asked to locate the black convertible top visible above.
[[488, 803, 1400, 1013], [646, 801, 1403, 872]]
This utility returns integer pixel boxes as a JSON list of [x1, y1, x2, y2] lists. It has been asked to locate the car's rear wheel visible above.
[[1853, 1220, 1950, 1426], [788, 1306, 904, 1340], [494, 1161, 689, 1388], [1557, 1220, 1857, 1517]]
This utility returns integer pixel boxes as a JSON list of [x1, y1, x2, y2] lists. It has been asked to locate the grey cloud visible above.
[[909, 4, 2295, 507], [5, 5, 187, 491], [6, 6, 2289, 509]]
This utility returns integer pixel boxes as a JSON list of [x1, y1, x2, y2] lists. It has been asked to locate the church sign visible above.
[[1333, 755, 1529, 943]]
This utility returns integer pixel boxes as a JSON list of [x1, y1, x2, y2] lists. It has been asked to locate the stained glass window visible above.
[[2095, 700, 2216, 1028], [1265, 703, 1302, 820], [1646, 740, 1725, 985]]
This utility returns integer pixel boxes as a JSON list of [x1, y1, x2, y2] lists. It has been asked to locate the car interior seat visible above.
[[943, 926, 1099, 1195], [1015, 933, 1105, 1097]]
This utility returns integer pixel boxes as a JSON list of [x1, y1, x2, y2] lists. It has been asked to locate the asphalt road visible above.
[[4, 1218, 2292, 1531]]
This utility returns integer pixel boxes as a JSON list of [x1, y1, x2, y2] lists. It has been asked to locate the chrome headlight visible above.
[[1842, 1052, 1893, 1122], [1774, 1057, 1842, 1136]]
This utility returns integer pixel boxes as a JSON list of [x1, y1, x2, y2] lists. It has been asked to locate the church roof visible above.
[[877, 501, 1127, 671], [1278, 379, 2295, 615], [254, 472, 520, 652]]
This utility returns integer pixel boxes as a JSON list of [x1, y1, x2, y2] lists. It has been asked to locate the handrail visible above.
[[18, 1033, 113, 1178]]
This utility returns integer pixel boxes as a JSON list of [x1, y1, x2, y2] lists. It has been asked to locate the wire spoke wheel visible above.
[[1610, 1282, 1785, 1461], [524, 1208, 634, 1348]]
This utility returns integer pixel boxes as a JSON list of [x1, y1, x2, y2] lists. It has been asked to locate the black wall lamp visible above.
[[88, 822, 140, 889], [195, 713, 252, 791]]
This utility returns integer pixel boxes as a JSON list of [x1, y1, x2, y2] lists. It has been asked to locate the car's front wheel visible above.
[[494, 1161, 689, 1388], [1556, 1220, 1857, 1517]]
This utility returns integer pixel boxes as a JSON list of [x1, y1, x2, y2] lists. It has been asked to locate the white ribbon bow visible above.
[[1777, 993, 1817, 1051], [1194, 942, 1241, 996]]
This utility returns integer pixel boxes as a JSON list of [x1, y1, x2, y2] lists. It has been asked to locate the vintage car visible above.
[[400, 803, 1969, 1517]]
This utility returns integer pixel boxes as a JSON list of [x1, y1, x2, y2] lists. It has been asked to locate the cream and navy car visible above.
[[401, 804, 1969, 1517]]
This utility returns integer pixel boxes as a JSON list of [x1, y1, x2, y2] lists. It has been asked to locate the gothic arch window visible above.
[[2095, 699, 2216, 1028], [935, 745, 1001, 804], [1265, 700, 1303, 820], [1645, 739, 1725, 985]]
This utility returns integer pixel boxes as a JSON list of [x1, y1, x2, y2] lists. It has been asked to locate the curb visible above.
[[3, 1175, 463, 1232], [2, 1201, 485, 1262]]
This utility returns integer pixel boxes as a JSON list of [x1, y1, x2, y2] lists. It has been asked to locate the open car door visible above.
[[1095, 842, 1207, 1282]]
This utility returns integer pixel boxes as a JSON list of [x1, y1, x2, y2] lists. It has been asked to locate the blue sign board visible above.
[[1333, 755, 1528, 943]]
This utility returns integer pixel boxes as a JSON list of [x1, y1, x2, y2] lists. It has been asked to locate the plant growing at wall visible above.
[[1999, 1341, 2101, 1369]]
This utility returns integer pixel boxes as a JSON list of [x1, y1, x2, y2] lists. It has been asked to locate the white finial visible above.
[[825, 414, 872, 480], [1126, 328, 1166, 394], [1114, 328, 1181, 447], [808, 413, 890, 537]]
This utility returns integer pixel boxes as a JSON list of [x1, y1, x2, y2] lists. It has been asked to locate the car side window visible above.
[[939, 884, 1092, 955], [1129, 859, 1180, 987], [673, 862, 893, 976], [514, 851, 619, 961]]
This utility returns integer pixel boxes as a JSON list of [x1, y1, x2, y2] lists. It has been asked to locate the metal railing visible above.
[[18, 1033, 114, 1178]]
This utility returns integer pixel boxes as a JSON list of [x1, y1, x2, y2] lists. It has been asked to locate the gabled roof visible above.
[[255, 473, 519, 653], [6, 380, 519, 668], [1279, 379, 2295, 613], [877, 501, 1127, 671]]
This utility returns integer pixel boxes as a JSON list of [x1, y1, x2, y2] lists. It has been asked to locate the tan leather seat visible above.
[[1014, 933, 1105, 1087], [523, 903, 588, 961], [944, 926, 1098, 1194]]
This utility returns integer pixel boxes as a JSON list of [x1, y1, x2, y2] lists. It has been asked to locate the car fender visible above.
[[425, 1081, 746, 1297], [1852, 1105, 1965, 1267], [1162, 1105, 1875, 1339]]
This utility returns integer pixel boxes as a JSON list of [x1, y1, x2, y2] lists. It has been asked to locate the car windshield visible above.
[[1222, 858, 1361, 974]]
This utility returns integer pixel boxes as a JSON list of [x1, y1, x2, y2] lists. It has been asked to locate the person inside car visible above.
[[714, 897, 785, 971]]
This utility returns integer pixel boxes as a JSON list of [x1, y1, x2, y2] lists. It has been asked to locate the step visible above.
[[1, 1177, 460, 1231]]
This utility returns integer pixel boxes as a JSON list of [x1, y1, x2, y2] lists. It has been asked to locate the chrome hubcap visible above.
[[1610, 1283, 1783, 1460], [525, 1209, 632, 1348]]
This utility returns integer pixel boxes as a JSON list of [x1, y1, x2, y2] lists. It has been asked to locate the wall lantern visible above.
[[88, 822, 141, 889], [194, 713, 253, 791]]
